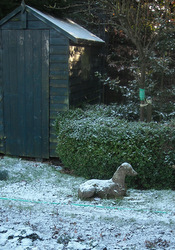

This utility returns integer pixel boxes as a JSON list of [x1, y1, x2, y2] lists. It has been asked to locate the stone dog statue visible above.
[[78, 162, 137, 199]]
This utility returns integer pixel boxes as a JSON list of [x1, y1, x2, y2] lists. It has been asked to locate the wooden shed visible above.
[[0, 2, 104, 159]]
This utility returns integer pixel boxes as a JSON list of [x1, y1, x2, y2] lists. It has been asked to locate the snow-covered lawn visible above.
[[0, 156, 175, 249]]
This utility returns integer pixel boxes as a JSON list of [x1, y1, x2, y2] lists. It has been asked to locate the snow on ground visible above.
[[0, 156, 175, 249]]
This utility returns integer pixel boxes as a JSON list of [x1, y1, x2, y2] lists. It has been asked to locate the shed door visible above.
[[2, 30, 49, 158]]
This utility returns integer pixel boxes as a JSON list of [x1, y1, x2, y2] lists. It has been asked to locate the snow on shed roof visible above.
[[0, 4, 104, 45]]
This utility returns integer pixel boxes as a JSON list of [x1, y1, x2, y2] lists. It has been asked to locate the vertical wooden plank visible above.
[[21, 29, 50, 158], [24, 30, 34, 156], [13, 30, 23, 155], [3, 30, 19, 155], [4, 30, 21, 155], [21, 0, 27, 29], [41, 30, 49, 158], [32, 29, 50, 158], [0, 30, 4, 152], [21, 11, 27, 29], [0, 30, 2, 49], [33, 30, 42, 157], [16, 30, 25, 155], [2, 31, 9, 154], [9, 30, 17, 155]]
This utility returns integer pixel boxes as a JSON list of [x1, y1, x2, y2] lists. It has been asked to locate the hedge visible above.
[[55, 105, 175, 190]]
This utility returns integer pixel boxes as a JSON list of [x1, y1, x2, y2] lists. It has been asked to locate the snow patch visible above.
[[0, 156, 175, 249]]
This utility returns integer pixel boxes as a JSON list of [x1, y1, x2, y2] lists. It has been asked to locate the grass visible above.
[[0, 156, 175, 215], [0, 157, 175, 249]]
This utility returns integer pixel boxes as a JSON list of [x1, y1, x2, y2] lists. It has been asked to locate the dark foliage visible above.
[[55, 105, 175, 190]]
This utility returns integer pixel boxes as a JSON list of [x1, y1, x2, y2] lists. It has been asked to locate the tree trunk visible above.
[[139, 60, 146, 121], [140, 101, 145, 122], [147, 99, 152, 122]]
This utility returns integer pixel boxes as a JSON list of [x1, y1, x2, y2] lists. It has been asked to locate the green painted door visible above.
[[2, 30, 49, 158]]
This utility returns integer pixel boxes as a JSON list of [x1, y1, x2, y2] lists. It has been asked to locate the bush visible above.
[[55, 105, 175, 190]]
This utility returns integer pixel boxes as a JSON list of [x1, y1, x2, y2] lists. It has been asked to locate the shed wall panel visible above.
[[28, 20, 50, 29], [50, 79, 68, 88], [50, 55, 68, 64], [1, 21, 21, 29], [1, 13, 51, 30], [49, 29, 69, 157], [50, 46, 68, 55], [0, 30, 4, 153]]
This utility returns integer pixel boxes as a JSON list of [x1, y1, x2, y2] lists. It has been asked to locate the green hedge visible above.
[[55, 105, 175, 190]]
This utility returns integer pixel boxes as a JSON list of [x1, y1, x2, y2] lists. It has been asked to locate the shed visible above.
[[0, 2, 104, 159]]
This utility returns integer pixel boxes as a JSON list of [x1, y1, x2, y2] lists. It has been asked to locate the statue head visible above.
[[120, 162, 138, 176]]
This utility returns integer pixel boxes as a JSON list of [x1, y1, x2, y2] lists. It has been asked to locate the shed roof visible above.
[[0, 4, 104, 45]]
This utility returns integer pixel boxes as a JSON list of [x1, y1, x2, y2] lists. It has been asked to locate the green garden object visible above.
[[139, 88, 145, 101]]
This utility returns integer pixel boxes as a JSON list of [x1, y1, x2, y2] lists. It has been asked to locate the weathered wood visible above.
[[50, 145, 58, 157], [0, 6, 21, 26], [50, 30, 59, 40], [27, 13, 39, 21], [50, 62, 68, 70], [50, 72, 68, 80], [50, 46, 68, 55], [3, 30, 17, 155], [50, 110, 60, 119], [32, 30, 42, 157], [28, 20, 49, 29], [21, 11, 27, 29], [50, 55, 68, 63], [51, 62, 66, 69], [50, 95, 69, 104], [50, 103, 68, 111], [50, 79, 68, 88], [49, 28, 69, 156], [41, 30, 50, 158], [50, 87, 68, 96], [50, 37, 68, 46], [2, 30, 49, 158], [25, 30, 34, 156], [0, 31, 4, 153], [18, 30, 25, 155], [0, 106, 3, 119], [50, 68, 68, 75], [0, 5, 102, 159], [0, 30, 2, 49], [1, 22, 21, 29]]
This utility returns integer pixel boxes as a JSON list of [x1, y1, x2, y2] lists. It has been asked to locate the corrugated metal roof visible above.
[[0, 4, 104, 44], [27, 6, 104, 44]]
